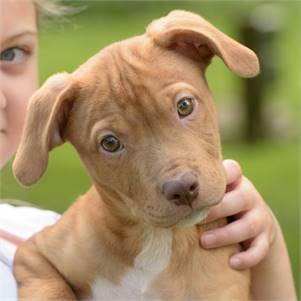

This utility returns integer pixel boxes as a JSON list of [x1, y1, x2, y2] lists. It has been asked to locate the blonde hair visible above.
[[33, 0, 79, 21]]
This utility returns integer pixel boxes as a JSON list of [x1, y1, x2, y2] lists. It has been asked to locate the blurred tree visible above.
[[241, 5, 282, 142]]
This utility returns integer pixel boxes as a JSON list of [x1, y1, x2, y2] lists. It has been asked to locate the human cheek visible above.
[[5, 57, 37, 143]]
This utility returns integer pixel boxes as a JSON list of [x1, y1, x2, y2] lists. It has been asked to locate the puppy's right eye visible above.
[[177, 97, 194, 118], [100, 135, 123, 153]]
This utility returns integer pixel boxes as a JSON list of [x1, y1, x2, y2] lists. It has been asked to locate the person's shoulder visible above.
[[0, 200, 61, 240], [0, 198, 38, 207]]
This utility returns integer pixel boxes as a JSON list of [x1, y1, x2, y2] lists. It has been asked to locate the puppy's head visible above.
[[13, 11, 259, 228]]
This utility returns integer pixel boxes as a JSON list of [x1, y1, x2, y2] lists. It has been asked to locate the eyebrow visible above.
[[2, 30, 37, 45]]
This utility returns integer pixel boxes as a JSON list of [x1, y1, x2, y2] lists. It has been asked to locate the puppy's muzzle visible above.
[[162, 172, 199, 207]]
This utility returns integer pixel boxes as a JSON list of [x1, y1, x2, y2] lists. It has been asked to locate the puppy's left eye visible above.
[[177, 97, 194, 118], [100, 135, 123, 153]]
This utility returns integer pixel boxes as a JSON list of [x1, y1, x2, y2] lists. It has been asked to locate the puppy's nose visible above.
[[162, 172, 199, 206]]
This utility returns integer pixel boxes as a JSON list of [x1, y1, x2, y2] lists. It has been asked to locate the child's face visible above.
[[0, 0, 38, 168]]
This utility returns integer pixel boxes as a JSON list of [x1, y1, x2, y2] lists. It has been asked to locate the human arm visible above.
[[250, 215, 296, 300], [200, 160, 297, 300]]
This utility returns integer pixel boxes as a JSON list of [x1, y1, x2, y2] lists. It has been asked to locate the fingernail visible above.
[[230, 257, 241, 268], [201, 234, 216, 246]]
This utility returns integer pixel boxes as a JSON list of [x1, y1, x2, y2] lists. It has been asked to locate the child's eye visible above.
[[0, 47, 27, 64]]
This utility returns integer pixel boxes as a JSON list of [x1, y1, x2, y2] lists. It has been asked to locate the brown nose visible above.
[[162, 172, 199, 206]]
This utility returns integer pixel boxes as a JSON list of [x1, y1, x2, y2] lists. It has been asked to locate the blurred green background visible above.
[[1, 1, 300, 296]]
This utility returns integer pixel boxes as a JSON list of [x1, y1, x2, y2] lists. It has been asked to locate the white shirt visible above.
[[0, 204, 60, 300]]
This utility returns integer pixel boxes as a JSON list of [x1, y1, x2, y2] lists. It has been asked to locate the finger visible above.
[[201, 212, 262, 248], [229, 234, 269, 270], [204, 192, 250, 223], [223, 159, 242, 186], [204, 180, 254, 223]]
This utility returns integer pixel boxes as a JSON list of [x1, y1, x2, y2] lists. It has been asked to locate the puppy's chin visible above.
[[176, 207, 210, 228], [143, 207, 210, 229]]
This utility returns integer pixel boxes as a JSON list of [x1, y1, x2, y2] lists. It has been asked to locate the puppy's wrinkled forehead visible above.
[[73, 37, 209, 136]]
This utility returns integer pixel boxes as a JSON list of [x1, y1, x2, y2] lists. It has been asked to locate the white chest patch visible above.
[[91, 228, 172, 300]]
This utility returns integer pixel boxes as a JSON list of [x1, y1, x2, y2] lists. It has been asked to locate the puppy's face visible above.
[[13, 11, 259, 228], [67, 38, 225, 227]]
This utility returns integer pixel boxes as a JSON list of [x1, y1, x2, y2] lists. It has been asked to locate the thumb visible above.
[[223, 159, 242, 186]]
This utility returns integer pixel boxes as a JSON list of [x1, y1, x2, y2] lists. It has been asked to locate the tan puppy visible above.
[[13, 10, 259, 300]]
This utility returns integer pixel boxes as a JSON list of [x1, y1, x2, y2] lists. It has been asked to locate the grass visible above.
[[0, 1, 300, 296]]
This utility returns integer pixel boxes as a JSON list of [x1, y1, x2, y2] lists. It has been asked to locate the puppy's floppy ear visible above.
[[147, 10, 260, 78], [13, 72, 78, 186]]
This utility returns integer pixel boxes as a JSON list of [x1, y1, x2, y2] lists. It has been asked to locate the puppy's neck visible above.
[[87, 185, 174, 268]]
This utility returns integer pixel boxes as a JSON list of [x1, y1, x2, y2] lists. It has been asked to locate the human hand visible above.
[[200, 160, 277, 270]]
